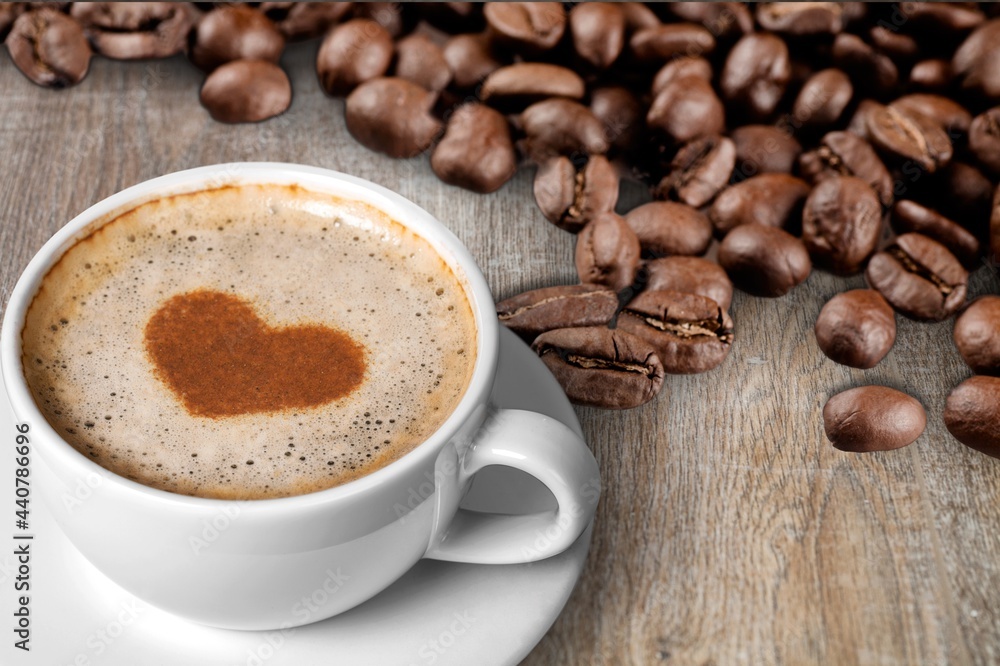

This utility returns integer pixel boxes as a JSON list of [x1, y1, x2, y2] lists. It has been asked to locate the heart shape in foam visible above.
[[144, 290, 366, 418]]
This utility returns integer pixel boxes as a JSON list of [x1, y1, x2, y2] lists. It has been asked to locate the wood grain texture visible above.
[[1, 41, 999, 666]]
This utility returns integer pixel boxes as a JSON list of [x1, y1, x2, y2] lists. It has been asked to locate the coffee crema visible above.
[[21, 184, 478, 500]]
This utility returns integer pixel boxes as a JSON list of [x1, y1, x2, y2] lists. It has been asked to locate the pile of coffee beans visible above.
[[4, 3, 999, 458]]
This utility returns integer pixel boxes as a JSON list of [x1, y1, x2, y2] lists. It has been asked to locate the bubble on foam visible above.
[[21, 185, 477, 500]]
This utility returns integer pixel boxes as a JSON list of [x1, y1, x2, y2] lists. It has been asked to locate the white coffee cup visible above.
[[0, 163, 600, 630]]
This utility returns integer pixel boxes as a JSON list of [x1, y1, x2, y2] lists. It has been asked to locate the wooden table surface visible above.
[[1, 41, 999, 666]]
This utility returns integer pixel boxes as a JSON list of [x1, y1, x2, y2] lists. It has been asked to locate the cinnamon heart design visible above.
[[144, 290, 366, 418]]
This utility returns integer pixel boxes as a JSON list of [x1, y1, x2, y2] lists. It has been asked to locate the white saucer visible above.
[[0, 326, 591, 666]]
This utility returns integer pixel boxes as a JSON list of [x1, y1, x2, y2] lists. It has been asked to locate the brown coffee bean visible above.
[[953, 296, 1000, 375], [992, 185, 1000, 264], [569, 2, 624, 69], [629, 23, 715, 63], [483, 2, 565, 53], [930, 162, 994, 223], [651, 57, 712, 97], [900, 2, 984, 33], [624, 202, 712, 258], [394, 33, 451, 92], [710, 173, 811, 236], [0, 4, 25, 41], [576, 212, 641, 291], [910, 59, 952, 91], [968, 107, 1000, 175], [867, 26, 918, 61], [188, 5, 284, 73], [815, 289, 896, 369], [589, 86, 643, 155], [891, 200, 980, 268], [832, 32, 898, 93], [620, 2, 659, 33], [6, 9, 91, 88], [666, 2, 753, 39], [798, 131, 893, 207], [442, 33, 502, 90], [260, 2, 353, 41], [534, 155, 618, 233], [345, 77, 442, 158], [952, 18, 1000, 100], [352, 2, 418, 39], [497, 285, 618, 342], [520, 98, 609, 162], [756, 2, 845, 35], [944, 376, 1000, 459], [721, 33, 791, 120], [866, 103, 953, 173], [730, 125, 802, 176], [200, 59, 291, 124], [532, 327, 664, 410], [802, 176, 882, 276], [70, 2, 194, 59], [316, 19, 393, 96], [431, 103, 515, 194], [866, 232, 968, 321], [718, 224, 811, 297], [823, 386, 926, 453], [646, 76, 725, 145], [480, 63, 584, 108], [890, 94, 972, 136], [618, 290, 734, 374], [655, 136, 735, 208], [792, 68, 853, 127], [845, 98, 880, 141], [644, 256, 734, 312]]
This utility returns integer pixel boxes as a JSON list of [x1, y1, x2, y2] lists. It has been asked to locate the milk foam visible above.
[[21, 184, 478, 500]]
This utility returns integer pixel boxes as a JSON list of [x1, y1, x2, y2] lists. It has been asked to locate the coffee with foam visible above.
[[21, 184, 478, 500]]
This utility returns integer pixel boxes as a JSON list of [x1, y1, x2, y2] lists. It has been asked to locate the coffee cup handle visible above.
[[424, 408, 600, 564]]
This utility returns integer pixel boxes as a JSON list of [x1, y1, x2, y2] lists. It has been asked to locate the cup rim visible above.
[[0, 162, 499, 509]]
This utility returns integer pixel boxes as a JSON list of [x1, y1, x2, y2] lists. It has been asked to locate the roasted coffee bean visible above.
[[867, 26, 918, 62], [532, 327, 664, 410], [589, 86, 643, 155], [890, 94, 972, 136], [188, 5, 284, 73], [953, 296, 1000, 375], [865, 103, 953, 173], [200, 59, 291, 124], [655, 136, 735, 208], [968, 107, 1000, 175], [569, 2, 624, 69], [666, 2, 752, 39], [866, 232, 968, 321], [651, 56, 712, 97], [316, 19, 393, 96], [442, 33, 502, 90], [70, 2, 194, 59], [624, 201, 712, 257], [730, 125, 802, 176], [891, 200, 980, 268], [845, 98, 880, 141], [815, 289, 896, 369], [823, 386, 926, 453], [0, 4, 24, 42], [900, 2, 984, 34], [576, 212, 641, 291], [802, 176, 882, 276], [992, 185, 1000, 264], [480, 63, 584, 108], [345, 77, 442, 158], [910, 59, 953, 91], [644, 256, 734, 312], [930, 162, 994, 223], [620, 2, 659, 33], [792, 68, 853, 128], [944, 376, 1000, 459], [756, 2, 845, 35], [710, 173, 810, 236], [720, 33, 791, 120], [646, 76, 725, 145], [497, 285, 618, 342], [618, 290, 734, 375], [952, 18, 1000, 100], [483, 2, 565, 54], [6, 9, 91, 88], [352, 2, 418, 39], [393, 34, 451, 93], [520, 99, 609, 162], [798, 131, 893, 206], [260, 2, 353, 41], [534, 155, 618, 233], [431, 103, 515, 194], [629, 23, 715, 63], [831, 32, 898, 93], [718, 224, 811, 297]]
